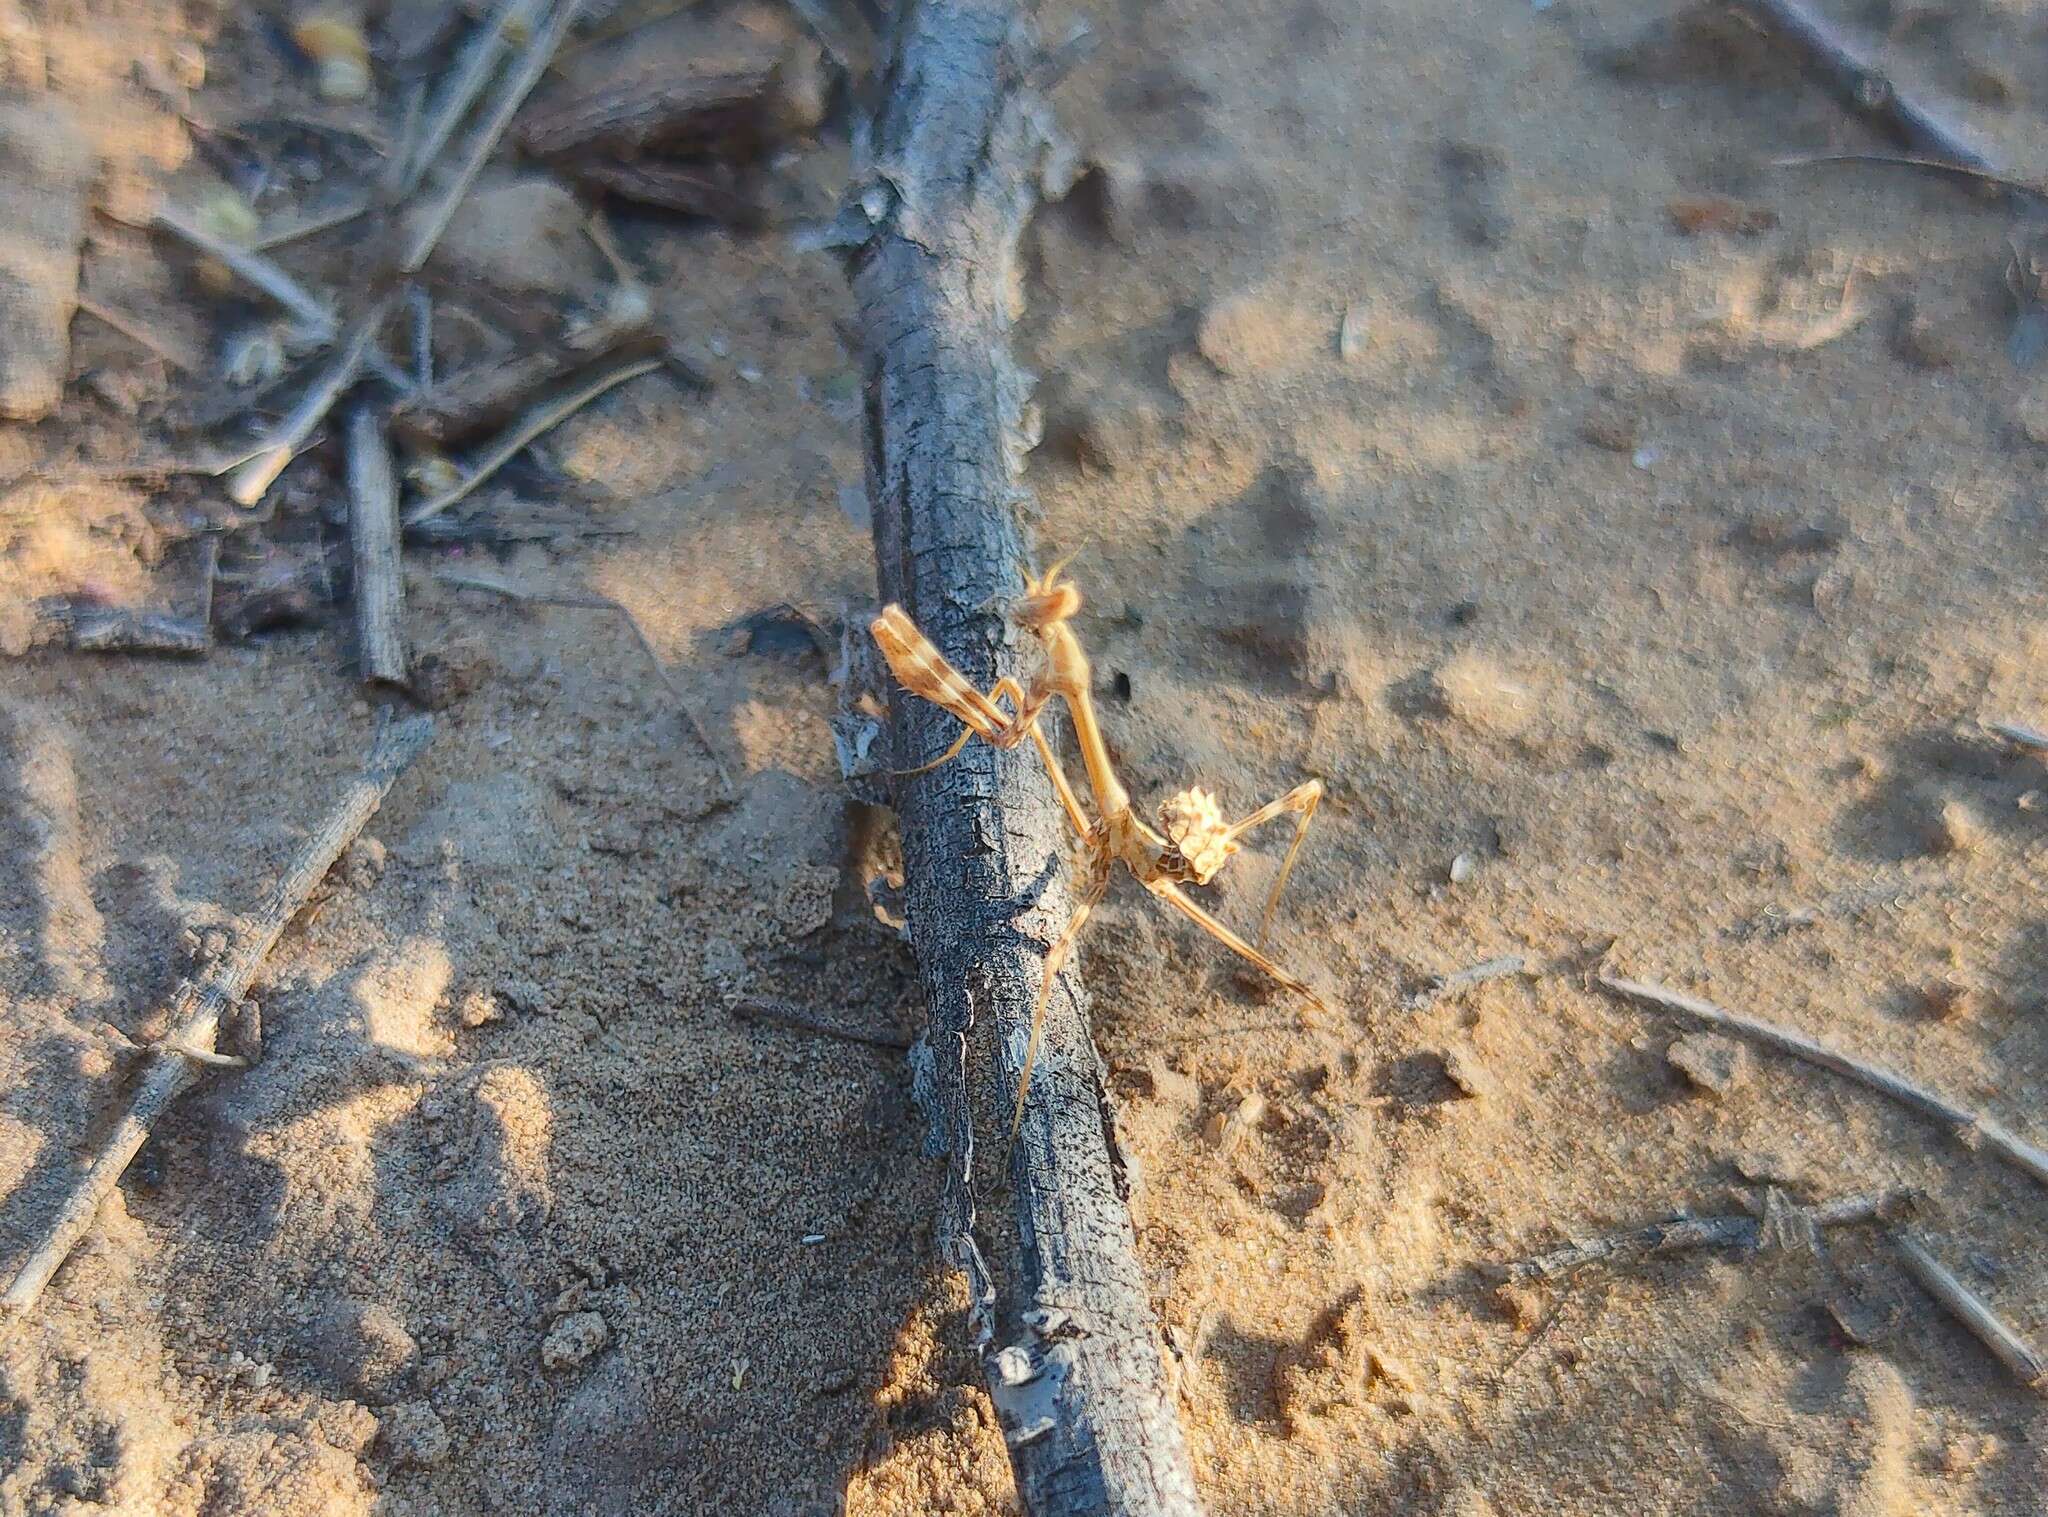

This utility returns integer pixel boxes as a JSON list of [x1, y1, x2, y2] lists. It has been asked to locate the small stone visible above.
[[2013, 385, 2048, 446], [342, 834, 387, 890], [1337, 304, 1367, 362], [1924, 796, 1985, 857], [1579, 403, 1639, 454], [1892, 306, 1960, 370], [541, 1310, 609, 1371], [1493, 1282, 1543, 1332], [1434, 652, 1539, 740], [1440, 1044, 1494, 1099], [1201, 1089, 1266, 1154], [1140, 1054, 1199, 1112], [1448, 852, 1477, 886], [432, 174, 595, 296], [1196, 287, 1323, 377], [1918, 979, 1976, 1021], [455, 984, 503, 1028], [308, 1300, 418, 1404], [379, 1402, 451, 1469], [1666, 1032, 1746, 1096], [411, 636, 495, 711]]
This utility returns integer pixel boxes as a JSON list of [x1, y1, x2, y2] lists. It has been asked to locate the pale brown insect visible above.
[[872, 560, 1328, 1143]]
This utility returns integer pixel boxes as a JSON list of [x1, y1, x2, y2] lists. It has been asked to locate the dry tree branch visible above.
[[839, 2, 1202, 1511], [0, 712, 434, 1315]]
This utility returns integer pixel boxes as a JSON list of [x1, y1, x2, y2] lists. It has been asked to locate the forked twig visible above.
[[1490, 1188, 1914, 1284], [1892, 1231, 2047, 1392], [434, 570, 733, 794], [1597, 975, 2048, 1190], [401, 355, 659, 525], [399, 0, 585, 273], [0, 712, 434, 1315]]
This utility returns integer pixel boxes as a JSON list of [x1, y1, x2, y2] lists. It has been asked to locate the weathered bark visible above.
[[844, 3, 1202, 1513]]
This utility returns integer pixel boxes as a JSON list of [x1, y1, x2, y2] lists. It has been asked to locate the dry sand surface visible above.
[[3, 0, 2048, 1511]]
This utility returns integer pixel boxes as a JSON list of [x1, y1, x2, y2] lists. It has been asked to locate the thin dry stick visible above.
[[150, 206, 336, 339], [1988, 719, 2048, 752], [25, 600, 210, 658], [408, 285, 433, 389], [400, 0, 584, 273], [434, 570, 734, 793], [1491, 1189, 1914, 1284], [73, 295, 203, 374], [346, 406, 408, 686], [728, 995, 912, 1052], [399, 0, 546, 197], [225, 301, 391, 507], [1734, 0, 1995, 174], [1770, 151, 2041, 202], [1892, 1231, 2048, 1392], [1597, 975, 2048, 1190], [402, 355, 658, 525], [0, 712, 435, 1315], [250, 196, 372, 251], [1405, 953, 1526, 1011]]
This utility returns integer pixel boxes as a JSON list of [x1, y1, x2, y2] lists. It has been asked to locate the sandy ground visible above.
[[3, 0, 2048, 1511]]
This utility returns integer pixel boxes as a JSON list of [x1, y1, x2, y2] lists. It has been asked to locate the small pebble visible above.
[[1201, 1089, 1266, 1154], [541, 1311, 609, 1371], [1666, 1032, 1746, 1096], [379, 1402, 451, 1469], [1448, 852, 1477, 886], [1440, 1045, 1494, 1099]]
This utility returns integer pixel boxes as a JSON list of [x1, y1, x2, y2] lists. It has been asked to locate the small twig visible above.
[[729, 995, 912, 1051], [400, 0, 585, 273], [1734, 0, 1995, 175], [1404, 954, 1526, 1011], [1988, 719, 2048, 752], [1491, 1188, 1914, 1284], [1769, 152, 2042, 203], [249, 196, 372, 251], [72, 296, 203, 374], [1892, 1231, 2048, 1392], [402, 355, 659, 525], [24, 600, 210, 658], [1597, 975, 2048, 1191], [346, 406, 408, 687], [149, 206, 336, 339], [408, 285, 433, 390], [399, 0, 546, 197], [225, 300, 393, 507], [434, 570, 734, 794], [197, 537, 220, 632], [0, 712, 435, 1315]]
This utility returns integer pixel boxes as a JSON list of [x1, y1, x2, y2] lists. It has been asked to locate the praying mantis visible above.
[[871, 559, 1329, 1143]]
